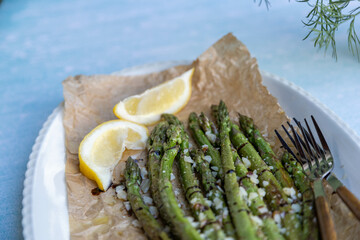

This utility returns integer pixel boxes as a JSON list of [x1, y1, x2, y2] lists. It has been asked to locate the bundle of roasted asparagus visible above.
[[122, 101, 319, 240]]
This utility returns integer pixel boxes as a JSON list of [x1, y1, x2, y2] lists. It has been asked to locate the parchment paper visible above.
[[63, 33, 359, 239]]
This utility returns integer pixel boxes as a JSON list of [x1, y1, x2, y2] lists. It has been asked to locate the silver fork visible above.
[[275, 116, 338, 240], [277, 116, 360, 221]]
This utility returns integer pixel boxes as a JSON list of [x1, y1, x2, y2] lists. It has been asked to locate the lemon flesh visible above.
[[79, 120, 148, 191], [113, 68, 194, 125]]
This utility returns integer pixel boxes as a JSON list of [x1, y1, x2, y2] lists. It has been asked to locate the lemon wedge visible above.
[[79, 120, 148, 191], [113, 68, 194, 125]]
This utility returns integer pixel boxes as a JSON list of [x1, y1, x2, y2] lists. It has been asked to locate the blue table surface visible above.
[[1, 0, 360, 238]]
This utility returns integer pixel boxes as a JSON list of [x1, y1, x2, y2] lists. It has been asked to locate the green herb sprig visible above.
[[256, 0, 360, 61]]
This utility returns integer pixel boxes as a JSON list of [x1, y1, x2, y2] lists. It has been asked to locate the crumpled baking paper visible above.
[[63, 33, 359, 239]]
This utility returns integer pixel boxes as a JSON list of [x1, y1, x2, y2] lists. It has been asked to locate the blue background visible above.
[[1, 0, 359, 238]]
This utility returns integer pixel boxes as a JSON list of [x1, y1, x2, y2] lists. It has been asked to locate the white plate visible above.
[[22, 61, 360, 240]]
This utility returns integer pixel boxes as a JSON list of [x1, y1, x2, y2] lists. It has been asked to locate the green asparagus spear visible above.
[[125, 157, 170, 240], [192, 149, 236, 238], [158, 124, 203, 240], [199, 112, 219, 147], [147, 121, 169, 220], [217, 101, 259, 240], [232, 149, 285, 240], [229, 121, 301, 240], [238, 114, 296, 190], [162, 114, 225, 240], [197, 112, 279, 239], [189, 112, 222, 177], [282, 152, 319, 240]]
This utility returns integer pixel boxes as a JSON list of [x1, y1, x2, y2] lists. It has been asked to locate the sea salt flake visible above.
[[115, 185, 127, 200], [214, 197, 223, 210], [258, 206, 268, 214], [248, 192, 258, 201], [205, 131, 217, 143], [143, 196, 153, 205], [211, 166, 219, 171], [291, 203, 301, 213], [242, 157, 251, 168], [283, 187, 296, 198], [140, 167, 148, 179], [204, 155, 212, 163], [239, 186, 248, 200], [124, 201, 131, 211], [250, 215, 263, 226], [249, 172, 259, 184], [202, 144, 209, 152], [149, 206, 158, 218], [140, 179, 150, 193], [132, 219, 142, 228], [258, 188, 266, 197], [184, 155, 194, 163], [216, 185, 224, 193]]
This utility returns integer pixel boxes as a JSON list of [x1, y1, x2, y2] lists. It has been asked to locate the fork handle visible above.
[[336, 185, 360, 221], [314, 179, 337, 240], [327, 174, 360, 221]]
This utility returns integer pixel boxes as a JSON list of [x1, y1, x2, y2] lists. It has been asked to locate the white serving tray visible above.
[[22, 61, 360, 240]]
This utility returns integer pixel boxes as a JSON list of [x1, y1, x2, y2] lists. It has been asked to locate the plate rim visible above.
[[22, 61, 360, 240], [22, 104, 64, 240]]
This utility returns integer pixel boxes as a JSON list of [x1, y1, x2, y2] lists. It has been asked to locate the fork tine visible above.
[[282, 123, 308, 165], [275, 129, 301, 164], [290, 124, 312, 171], [282, 123, 296, 147], [310, 116, 333, 171], [305, 118, 331, 171], [304, 118, 322, 156], [295, 117, 324, 157], [291, 119, 309, 152], [297, 120, 321, 168], [311, 115, 331, 152]]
